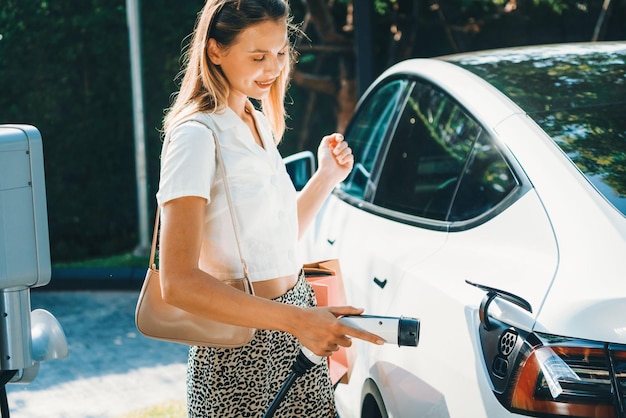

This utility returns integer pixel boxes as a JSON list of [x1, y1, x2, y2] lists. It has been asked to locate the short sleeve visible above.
[[156, 121, 217, 206]]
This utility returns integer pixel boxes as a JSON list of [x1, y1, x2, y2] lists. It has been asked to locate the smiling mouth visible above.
[[256, 80, 275, 88]]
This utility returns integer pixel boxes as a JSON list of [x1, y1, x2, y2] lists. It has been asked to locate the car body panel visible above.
[[495, 114, 626, 344], [324, 188, 556, 417], [309, 196, 448, 319]]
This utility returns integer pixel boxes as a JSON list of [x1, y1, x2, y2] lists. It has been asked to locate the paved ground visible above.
[[4, 290, 189, 418]]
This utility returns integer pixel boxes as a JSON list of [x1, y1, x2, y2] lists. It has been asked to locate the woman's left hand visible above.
[[317, 133, 354, 185], [297, 133, 354, 237]]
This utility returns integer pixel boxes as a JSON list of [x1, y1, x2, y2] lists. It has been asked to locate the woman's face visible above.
[[208, 19, 289, 102]]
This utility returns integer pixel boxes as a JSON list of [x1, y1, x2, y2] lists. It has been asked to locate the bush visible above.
[[0, 0, 202, 262]]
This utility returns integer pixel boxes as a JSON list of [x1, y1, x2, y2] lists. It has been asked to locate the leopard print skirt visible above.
[[186, 272, 338, 417]]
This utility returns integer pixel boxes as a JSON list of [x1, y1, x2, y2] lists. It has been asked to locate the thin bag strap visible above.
[[148, 115, 248, 277], [149, 209, 160, 268], [208, 125, 249, 278]]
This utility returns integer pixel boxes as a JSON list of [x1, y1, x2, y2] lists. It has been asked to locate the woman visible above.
[[157, 0, 383, 416]]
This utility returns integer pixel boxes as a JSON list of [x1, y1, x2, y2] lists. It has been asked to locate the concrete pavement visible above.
[[4, 288, 189, 418]]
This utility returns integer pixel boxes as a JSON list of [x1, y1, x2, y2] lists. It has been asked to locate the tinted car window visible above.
[[341, 79, 409, 199], [449, 44, 626, 216], [374, 82, 476, 219], [374, 81, 517, 221], [449, 130, 518, 221]]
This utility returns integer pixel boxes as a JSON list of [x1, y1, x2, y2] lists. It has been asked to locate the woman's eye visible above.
[[253, 56, 265, 62]]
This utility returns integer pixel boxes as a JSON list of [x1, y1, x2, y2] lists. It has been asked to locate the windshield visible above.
[[448, 43, 626, 216]]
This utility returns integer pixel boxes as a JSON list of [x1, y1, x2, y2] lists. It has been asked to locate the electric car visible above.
[[287, 42, 626, 417]]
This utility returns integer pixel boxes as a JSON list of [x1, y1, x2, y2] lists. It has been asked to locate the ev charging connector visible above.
[[263, 314, 420, 418]]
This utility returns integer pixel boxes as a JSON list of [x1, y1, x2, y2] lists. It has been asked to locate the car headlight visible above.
[[480, 318, 626, 417]]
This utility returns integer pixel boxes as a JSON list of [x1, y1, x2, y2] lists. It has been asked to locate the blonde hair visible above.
[[163, 0, 294, 143]]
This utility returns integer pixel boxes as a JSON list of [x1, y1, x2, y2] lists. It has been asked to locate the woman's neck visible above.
[[228, 97, 263, 149], [228, 95, 252, 120]]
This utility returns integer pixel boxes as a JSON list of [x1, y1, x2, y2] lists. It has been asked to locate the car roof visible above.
[[440, 41, 626, 114]]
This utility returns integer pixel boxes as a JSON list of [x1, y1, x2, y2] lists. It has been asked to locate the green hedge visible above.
[[0, 0, 203, 262]]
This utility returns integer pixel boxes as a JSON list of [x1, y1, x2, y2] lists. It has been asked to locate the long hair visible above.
[[163, 0, 294, 142]]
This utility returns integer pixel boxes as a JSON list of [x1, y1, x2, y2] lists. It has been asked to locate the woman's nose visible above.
[[265, 55, 283, 75]]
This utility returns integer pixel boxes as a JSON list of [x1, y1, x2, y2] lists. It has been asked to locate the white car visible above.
[[287, 42, 626, 417]]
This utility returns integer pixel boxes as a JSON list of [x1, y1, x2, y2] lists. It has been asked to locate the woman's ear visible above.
[[207, 38, 222, 66]]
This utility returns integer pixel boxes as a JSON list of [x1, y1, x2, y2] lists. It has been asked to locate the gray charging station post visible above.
[[0, 125, 68, 417]]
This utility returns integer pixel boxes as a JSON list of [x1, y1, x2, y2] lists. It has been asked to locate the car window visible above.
[[373, 82, 478, 219], [449, 130, 518, 221], [373, 81, 517, 221], [340, 79, 409, 199]]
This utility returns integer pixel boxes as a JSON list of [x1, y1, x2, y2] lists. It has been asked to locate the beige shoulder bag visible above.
[[135, 118, 255, 347]]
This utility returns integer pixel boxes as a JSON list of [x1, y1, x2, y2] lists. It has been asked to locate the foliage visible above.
[[52, 252, 149, 269], [0, 0, 202, 262], [365, 0, 574, 16], [534, 0, 571, 14], [1, 0, 134, 261]]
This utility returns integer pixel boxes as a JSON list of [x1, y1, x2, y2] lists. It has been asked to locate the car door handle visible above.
[[373, 277, 388, 289]]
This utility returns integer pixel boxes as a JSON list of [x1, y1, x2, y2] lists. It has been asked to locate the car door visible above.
[[342, 80, 502, 418], [324, 76, 556, 417], [306, 78, 449, 315], [306, 78, 465, 416]]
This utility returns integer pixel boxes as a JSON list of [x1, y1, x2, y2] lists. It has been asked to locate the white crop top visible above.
[[156, 107, 300, 282]]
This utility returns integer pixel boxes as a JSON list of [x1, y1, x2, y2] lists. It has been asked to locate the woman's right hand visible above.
[[293, 306, 385, 357]]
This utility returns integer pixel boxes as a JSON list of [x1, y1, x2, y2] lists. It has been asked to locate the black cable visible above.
[[262, 350, 318, 418], [1, 371, 17, 418], [263, 372, 298, 418]]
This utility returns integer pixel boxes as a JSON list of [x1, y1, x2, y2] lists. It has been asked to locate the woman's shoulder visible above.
[[164, 116, 219, 159], [168, 119, 211, 142], [167, 104, 222, 131], [194, 107, 250, 134], [178, 109, 217, 128]]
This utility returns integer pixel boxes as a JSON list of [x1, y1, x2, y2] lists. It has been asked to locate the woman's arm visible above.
[[297, 133, 353, 239], [159, 195, 382, 355]]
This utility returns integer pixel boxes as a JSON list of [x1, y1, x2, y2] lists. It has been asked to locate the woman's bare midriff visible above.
[[252, 272, 300, 300]]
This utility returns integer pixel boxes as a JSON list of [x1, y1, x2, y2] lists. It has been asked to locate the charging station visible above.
[[0, 124, 68, 417]]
